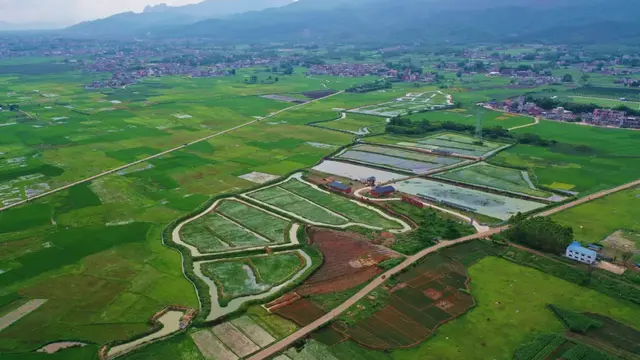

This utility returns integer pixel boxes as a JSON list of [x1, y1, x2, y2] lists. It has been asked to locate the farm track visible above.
[[247, 177, 640, 360], [0, 299, 47, 332], [508, 116, 540, 131], [0, 91, 345, 213]]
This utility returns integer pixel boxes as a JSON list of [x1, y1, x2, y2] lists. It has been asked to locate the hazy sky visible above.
[[0, 0, 203, 26]]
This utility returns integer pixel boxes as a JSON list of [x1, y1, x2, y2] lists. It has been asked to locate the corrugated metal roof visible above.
[[328, 181, 350, 191], [374, 186, 396, 193]]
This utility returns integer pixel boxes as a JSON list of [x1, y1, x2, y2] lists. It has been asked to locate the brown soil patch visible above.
[[295, 228, 398, 296], [435, 300, 454, 311], [275, 299, 327, 327], [424, 288, 443, 300]]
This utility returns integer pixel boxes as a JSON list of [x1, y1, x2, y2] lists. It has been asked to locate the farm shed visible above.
[[372, 186, 396, 197], [328, 181, 352, 194], [565, 241, 597, 265]]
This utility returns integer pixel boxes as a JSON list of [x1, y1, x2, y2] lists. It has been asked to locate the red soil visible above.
[[275, 299, 327, 327]]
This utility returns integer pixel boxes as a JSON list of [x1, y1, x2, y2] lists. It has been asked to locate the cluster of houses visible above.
[[485, 98, 640, 129], [306, 64, 435, 83]]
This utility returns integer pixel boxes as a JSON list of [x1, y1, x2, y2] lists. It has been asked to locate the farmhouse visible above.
[[328, 181, 352, 194], [372, 186, 396, 197], [565, 241, 597, 265]]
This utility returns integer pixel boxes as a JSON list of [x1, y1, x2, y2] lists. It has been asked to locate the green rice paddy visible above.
[[215, 200, 290, 243], [435, 162, 552, 198]]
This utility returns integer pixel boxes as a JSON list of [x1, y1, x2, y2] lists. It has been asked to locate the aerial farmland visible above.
[[0, 29, 639, 360]]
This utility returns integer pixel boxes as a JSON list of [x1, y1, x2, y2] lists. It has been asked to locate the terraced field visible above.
[[368, 133, 509, 158]]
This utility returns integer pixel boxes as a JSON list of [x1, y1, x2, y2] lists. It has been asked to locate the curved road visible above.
[[0, 91, 344, 213], [247, 178, 640, 360]]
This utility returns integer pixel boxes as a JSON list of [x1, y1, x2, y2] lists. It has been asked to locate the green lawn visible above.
[[391, 257, 640, 360], [552, 186, 640, 244], [435, 162, 552, 198]]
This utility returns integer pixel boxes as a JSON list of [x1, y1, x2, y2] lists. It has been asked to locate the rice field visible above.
[[180, 212, 270, 253], [369, 133, 509, 158], [336, 146, 463, 175], [247, 186, 349, 226], [216, 200, 289, 243], [319, 113, 388, 135], [352, 144, 464, 165], [278, 178, 402, 229], [435, 162, 553, 198], [350, 92, 450, 117], [393, 178, 546, 221], [312, 160, 406, 183], [200, 253, 305, 301]]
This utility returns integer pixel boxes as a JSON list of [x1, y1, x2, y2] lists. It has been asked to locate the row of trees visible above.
[[505, 214, 574, 254], [346, 79, 392, 93]]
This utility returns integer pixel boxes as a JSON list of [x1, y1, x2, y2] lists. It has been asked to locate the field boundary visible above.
[[0, 90, 345, 213]]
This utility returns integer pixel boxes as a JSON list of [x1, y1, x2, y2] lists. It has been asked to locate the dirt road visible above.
[[0, 299, 47, 332], [248, 178, 640, 360], [508, 116, 540, 131], [0, 91, 344, 213]]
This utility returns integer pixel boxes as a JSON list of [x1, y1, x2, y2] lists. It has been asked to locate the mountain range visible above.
[[63, 0, 640, 45]]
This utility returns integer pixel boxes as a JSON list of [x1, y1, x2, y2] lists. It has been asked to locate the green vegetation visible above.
[[392, 208, 475, 254], [390, 257, 640, 360], [436, 162, 552, 198], [505, 215, 574, 254], [216, 200, 290, 243], [549, 305, 604, 333], [346, 79, 392, 93], [318, 113, 388, 135], [552, 186, 640, 244], [119, 333, 205, 360], [200, 252, 305, 303], [513, 333, 565, 360], [180, 212, 268, 253]]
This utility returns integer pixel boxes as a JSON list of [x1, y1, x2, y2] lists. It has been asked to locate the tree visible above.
[[622, 251, 634, 265], [580, 73, 591, 85], [505, 216, 574, 254], [562, 74, 573, 82]]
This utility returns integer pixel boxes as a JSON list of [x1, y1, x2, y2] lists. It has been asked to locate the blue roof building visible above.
[[328, 181, 351, 193], [565, 241, 597, 265]]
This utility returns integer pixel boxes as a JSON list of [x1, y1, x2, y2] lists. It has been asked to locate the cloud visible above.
[[0, 0, 202, 26]]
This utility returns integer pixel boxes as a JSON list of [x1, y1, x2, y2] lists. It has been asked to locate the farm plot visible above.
[[298, 228, 399, 298], [353, 144, 464, 166], [278, 178, 403, 229], [350, 92, 450, 117], [319, 113, 388, 135], [435, 162, 554, 199], [216, 200, 289, 243], [312, 160, 406, 184], [402, 133, 508, 158], [247, 186, 348, 226], [333, 258, 474, 350], [200, 252, 306, 303], [393, 178, 546, 221], [179, 212, 269, 253], [337, 150, 453, 175]]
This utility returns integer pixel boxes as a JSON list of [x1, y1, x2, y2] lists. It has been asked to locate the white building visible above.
[[565, 241, 597, 265]]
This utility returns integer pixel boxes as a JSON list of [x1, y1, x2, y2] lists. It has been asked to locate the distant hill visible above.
[[63, 0, 640, 45], [65, 0, 293, 37]]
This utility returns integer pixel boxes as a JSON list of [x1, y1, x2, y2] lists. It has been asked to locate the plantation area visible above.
[[200, 252, 306, 303], [368, 132, 509, 158], [492, 120, 640, 194], [390, 257, 640, 360], [406, 108, 535, 129], [247, 177, 405, 229], [392, 178, 546, 221], [349, 91, 450, 117], [179, 199, 291, 253], [317, 113, 388, 135], [551, 186, 640, 258], [435, 162, 553, 199], [336, 145, 463, 175]]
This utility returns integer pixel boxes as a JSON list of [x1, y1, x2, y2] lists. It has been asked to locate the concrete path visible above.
[[508, 116, 540, 131], [0, 299, 47, 332], [247, 178, 640, 360], [0, 91, 344, 213], [107, 310, 185, 358]]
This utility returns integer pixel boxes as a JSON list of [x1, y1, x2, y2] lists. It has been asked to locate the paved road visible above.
[[248, 178, 640, 360], [0, 91, 344, 213]]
